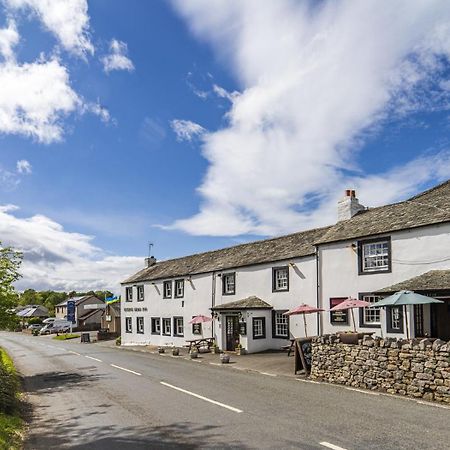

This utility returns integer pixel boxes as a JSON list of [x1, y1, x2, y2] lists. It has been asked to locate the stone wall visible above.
[[310, 335, 450, 403]]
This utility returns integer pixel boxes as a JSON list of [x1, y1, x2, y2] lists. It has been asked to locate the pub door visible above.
[[225, 315, 239, 351], [430, 299, 450, 341]]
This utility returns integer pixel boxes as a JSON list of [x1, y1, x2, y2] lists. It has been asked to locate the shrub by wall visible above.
[[311, 335, 450, 403]]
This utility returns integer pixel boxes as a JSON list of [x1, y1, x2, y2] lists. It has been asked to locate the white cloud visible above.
[[0, 166, 20, 190], [0, 19, 19, 61], [212, 84, 239, 102], [170, 0, 450, 236], [170, 119, 205, 142], [101, 39, 134, 73], [0, 205, 143, 291], [5, 0, 93, 56], [0, 58, 81, 143], [16, 159, 32, 174]]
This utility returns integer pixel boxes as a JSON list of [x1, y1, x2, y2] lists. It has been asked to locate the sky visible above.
[[1, 0, 450, 292]]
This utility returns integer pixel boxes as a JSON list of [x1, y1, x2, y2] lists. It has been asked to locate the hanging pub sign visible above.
[[192, 323, 202, 335], [239, 321, 247, 336], [329, 297, 349, 325]]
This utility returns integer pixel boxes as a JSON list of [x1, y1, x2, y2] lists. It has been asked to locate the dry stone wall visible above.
[[310, 335, 450, 403]]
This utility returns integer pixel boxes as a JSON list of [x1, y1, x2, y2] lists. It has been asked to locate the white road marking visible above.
[[160, 381, 243, 413], [296, 378, 320, 384], [345, 387, 379, 396], [260, 372, 277, 377], [320, 442, 348, 450], [416, 400, 450, 409], [69, 351, 81, 356], [209, 362, 222, 366], [110, 364, 142, 376], [85, 356, 102, 362]]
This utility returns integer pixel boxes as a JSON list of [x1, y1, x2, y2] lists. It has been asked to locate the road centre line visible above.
[[85, 356, 102, 362], [320, 442, 348, 450], [160, 381, 243, 413], [110, 364, 142, 376]]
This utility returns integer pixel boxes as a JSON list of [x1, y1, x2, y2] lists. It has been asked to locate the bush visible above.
[[116, 336, 121, 346], [0, 349, 19, 415], [27, 317, 43, 325]]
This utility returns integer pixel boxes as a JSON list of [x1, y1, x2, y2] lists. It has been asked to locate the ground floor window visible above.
[[136, 317, 144, 334], [125, 317, 132, 333], [387, 306, 404, 333], [272, 310, 289, 338], [359, 294, 381, 327], [162, 318, 171, 336], [253, 317, 266, 339], [151, 317, 160, 335], [192, 320, 202, 335], [173, 316, 184, 336]]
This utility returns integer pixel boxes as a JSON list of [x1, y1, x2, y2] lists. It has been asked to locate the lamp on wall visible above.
[[289, 262, 296, 268]]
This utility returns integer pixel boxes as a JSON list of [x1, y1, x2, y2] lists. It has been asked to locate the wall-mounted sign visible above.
[[330, 298, 349, 325], [239, 322, 247, 336], [192, 323, 202, 335]]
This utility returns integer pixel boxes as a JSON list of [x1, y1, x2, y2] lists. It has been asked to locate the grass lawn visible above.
[[52, 333, 80, 341], [0, 348, 24, 450]]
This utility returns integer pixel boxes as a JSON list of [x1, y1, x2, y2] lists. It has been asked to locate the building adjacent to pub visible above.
[[121, 180, 450, 352]]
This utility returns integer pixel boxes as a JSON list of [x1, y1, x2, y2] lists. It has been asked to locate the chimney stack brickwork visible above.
[[337, 189, 365, 222], [145, 256, 156, 267]]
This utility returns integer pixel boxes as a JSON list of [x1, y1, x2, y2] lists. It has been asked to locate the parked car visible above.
[[40, 320, 73, 335], [42, 317, 56, 324], [28, 324, 43, 331]]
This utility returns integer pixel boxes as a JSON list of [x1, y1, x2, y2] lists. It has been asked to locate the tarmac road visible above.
[[1, 331, 449, 450]]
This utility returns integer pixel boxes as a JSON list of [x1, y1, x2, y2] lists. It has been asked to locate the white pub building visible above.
[[121, 180, 450, 352]]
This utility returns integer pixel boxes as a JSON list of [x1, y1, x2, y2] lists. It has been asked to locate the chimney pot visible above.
[[338, 189, 364, 221]]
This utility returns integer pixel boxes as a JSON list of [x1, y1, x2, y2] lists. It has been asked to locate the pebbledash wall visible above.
[[310, 335, 450, 403]]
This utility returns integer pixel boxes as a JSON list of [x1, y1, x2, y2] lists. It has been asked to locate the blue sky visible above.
[[1, 0, 450, 291]]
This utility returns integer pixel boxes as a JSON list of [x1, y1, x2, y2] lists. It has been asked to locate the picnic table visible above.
[[186, 337, 215, 352], [281, 338, 295, 356]]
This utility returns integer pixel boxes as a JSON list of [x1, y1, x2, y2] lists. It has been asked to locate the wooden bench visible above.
[[186, 337, 215, 353]]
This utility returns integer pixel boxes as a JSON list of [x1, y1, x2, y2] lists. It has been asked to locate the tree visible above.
[[0, 243, 22, 330]]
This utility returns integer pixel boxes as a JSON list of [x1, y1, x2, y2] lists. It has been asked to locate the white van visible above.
[[42, 317, 56, 324], [40, 320, 73, 334]]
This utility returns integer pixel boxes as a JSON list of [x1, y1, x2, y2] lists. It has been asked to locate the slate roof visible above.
[[122, 226, 331, 283], [211, 296, 272, 310], [56, 295, 100, 307], [316, 180, 450, 244], [375, 270, 450, 294]]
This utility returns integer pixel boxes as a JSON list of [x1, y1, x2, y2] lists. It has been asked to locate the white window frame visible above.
[[222, 273, 235, 295], [391, 307, 401, 330], [360, 294, 381, 327], [274, 311, 289, 338], [137, 285, 144, 301], [125, 317, 132, 333], [137, 317, 144, 334], [151, 317, 160, 335], [273, 267, 289, 292], [126, 287, 133, 302], [361, 240, 390, 273], [174, 317, 184, 337], [162, 318, 171, 336], [163, 281, 172, 299], [253, 317, 265, 339], [174, 279, 184, 298]]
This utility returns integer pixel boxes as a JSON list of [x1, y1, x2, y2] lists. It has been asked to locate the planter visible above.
[[338, 332, 364, 345], [213, 346, 221, 354], [158, 347, 165, 354], [190, 351, 198, 359], [172, 348, 180, 356], [235, 348, 247, 356], [220, 353, 230, 364]]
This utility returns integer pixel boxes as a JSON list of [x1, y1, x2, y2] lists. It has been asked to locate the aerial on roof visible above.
[[212, 296, 273, 310], [122, 226, 331, 284], [123, 179, 450, 284], [375, 270, 450, 294]]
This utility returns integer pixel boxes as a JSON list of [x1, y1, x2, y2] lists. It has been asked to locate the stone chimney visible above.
[[337, 189, 365, 221], [145, 256, 156, 267]]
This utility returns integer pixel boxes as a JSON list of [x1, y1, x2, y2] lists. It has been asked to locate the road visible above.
[[1, 332, 449, 450]]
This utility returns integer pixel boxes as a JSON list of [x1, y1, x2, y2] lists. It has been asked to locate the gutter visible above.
[[315, 245, 321, 336]]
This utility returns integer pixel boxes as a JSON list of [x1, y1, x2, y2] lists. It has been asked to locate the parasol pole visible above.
[[404, 305, 410, 340], [350, 308, 356, 332], [303, 314, 308, 337]]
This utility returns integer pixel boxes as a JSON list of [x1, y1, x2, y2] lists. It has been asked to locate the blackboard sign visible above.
[[239, 322, 247, 336], [192, 323, 202, 335], [294, 337, 313, 375]]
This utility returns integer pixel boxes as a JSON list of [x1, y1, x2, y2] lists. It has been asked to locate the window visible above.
[[136, 317, 144, 334], [125, 287, 133, 302], [387, 306, 404, 333], [358, 237, 391, 274], [137, 285, 144, 301], [192, 321, 202, 335], [273, 267, 289, 292], [359, 294, 381, 327], [222, 273, 235, 295], [151, 317, 161, 335], [173, 317, 184, 336], [125, 317, 132, 333], [330, 298, 349, 325], [253, 317, 266, 339], [162, 318, 171, 336], [272, 310, 289, 338], [174, 279, 184, 298], [163, 281, 172, 299]]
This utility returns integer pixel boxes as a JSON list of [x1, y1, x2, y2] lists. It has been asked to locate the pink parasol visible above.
[[283, 303, 324, 337], [329, 298, 371, 332], [188, 315, 213, 324]]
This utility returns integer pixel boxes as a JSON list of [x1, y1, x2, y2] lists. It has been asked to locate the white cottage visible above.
[[121, 179, 450, 351]]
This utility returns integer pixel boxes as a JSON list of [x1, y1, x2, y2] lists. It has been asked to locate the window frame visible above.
[[174, 279, 184, 299], [222, 272, 236, 295], [151, 317, 161, 335], [137, 285, 144, 302], [136, 316, 144, 334], [162, 317, 171, 336], [272, 266, 289, 292], [163, 281, 172, 299], [358, 293, 382, 328], [252, 317, 266, 339], [125, 317, 132, 333], [358, 237, 392, 275], [386, 306, 404, 334], [173, 316, 184, 337], [125, 286, 133, 302], [272, 310, 289, 339]]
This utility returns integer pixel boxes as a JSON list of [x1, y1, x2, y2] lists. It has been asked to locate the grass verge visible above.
[[52, 334, 80, 341], [0, 347, 24, 450]]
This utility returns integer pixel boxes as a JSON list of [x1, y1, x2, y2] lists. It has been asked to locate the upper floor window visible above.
[[358, 237, 391, 274], [222, 273, 235, 295], [273, 267, 289, 292], [359, 294, 381, 327], [125, 317, 132, 333], [125, 287, 133, 302], [136, 317, 144, 334], [137, 285, 144, 301], [163, 281, 172, 299], [174, 279, 184, 298]]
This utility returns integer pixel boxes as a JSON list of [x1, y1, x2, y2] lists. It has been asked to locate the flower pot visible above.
[[172, 348, 179, 356], [338, 332, 361, 345], [220, 353, 230, 364], [158, 347, 165, 354], [190, 351, 198, 359], [213, 347, 221, 354]]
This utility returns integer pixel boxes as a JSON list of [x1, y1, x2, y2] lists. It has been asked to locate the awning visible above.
[[211, 296, 272, 311]]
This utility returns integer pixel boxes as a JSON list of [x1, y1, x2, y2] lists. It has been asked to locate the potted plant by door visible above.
[[235, 343, 246, 355], [212, 343, 221, 354]]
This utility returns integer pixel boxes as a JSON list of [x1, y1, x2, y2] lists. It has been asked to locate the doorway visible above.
[[430, 299, 450, 340], [225, 315, 239, 351]]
